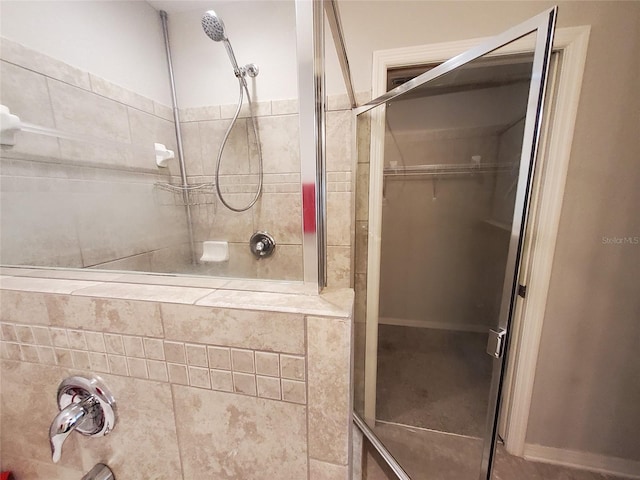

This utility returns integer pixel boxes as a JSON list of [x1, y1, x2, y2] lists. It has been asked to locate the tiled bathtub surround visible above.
[[1, 36, 357, 287], [0, 271, 354, 479]]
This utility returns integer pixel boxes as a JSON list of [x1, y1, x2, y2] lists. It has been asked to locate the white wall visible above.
[[387, 82, 529, 133], [0, 1, 171, 104], [156, 0, 348, 106], [338, 1, 541, 94], [324, 14, 348, 98], [164, 0, 299, 107]]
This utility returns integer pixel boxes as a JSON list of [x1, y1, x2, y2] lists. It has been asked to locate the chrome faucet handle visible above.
[[49, 376, 117, 463], [50, 396, 95, 463], [249, 231, 276, 259]]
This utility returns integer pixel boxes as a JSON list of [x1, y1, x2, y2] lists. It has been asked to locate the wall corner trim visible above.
[[502, 24, 591, 456]]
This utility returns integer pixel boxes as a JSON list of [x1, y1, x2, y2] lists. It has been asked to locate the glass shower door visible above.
[[375, 54, 531, 477], [353, 8, 557, 480]]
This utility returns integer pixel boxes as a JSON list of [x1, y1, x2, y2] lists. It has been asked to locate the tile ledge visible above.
[[320, 288, 355, 316], [0, 267, 353, 316], [196, 289, 353, 318], [0, 275, 103, 295], [70, 282, 215, 305]]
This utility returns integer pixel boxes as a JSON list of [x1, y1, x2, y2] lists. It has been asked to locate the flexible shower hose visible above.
[[215, 77, 263, 212]]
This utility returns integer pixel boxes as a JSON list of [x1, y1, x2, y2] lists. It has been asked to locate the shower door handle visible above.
[[486, 328, 507, 358]]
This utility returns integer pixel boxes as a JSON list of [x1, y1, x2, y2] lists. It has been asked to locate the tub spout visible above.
[[49, 396, 95, 463]]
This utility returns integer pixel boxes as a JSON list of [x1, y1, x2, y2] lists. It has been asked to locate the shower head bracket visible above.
[[244, 64, 259, 78], [235, 64, 259, 80]]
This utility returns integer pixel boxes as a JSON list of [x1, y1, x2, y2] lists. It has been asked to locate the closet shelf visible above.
[[383, 162, 514, 178]]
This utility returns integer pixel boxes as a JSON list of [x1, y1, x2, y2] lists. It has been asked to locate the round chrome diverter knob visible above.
[[249, 231, 276, 259]]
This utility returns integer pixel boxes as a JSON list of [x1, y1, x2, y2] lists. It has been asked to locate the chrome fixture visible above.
[[486, 328, 507, 358], [82, 463, 115, 480], [201, 10, 263, 212], [353, 412, 411, 480], [159, 10, 198, 265], [201, 10, 226, 41], [323, 0, 357, 108], [250, 231, 276, 259], [201, 10, 259, 80], [296, 0, 326, 287], [49, 375, 117, 463]]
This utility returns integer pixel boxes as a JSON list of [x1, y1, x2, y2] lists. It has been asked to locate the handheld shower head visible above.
[[201, 10, 226, 42], [200, 11, 263, 212], [201, 10, 244, 78], [201, 9, 259, 81]]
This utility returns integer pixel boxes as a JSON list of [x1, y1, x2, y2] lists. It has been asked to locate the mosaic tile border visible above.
[[0, 322, 306, 405]]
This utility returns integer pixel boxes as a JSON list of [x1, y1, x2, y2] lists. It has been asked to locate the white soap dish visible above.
[[200, 241, 229, 263]]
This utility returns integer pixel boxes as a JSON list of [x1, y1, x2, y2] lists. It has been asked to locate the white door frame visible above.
[[362, 25, 590, 454]]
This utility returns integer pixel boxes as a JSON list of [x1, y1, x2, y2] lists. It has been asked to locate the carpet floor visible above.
[[376, 324, 493, 438], [368, 423, 628, 480]]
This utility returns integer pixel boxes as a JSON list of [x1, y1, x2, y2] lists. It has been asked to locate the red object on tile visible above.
[[302, 183, 316, 233], [1, 472, 15, 480]]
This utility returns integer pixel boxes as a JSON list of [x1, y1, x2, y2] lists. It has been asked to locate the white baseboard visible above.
[[379, 316, 490, 333], [524, 443, 640, 479]]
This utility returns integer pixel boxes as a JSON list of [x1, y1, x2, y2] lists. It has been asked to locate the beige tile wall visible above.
[[0, 37, 186, 269], [353, 111, 371, 413], [178, 94, 355, 286], [0, 273, 354, 480]]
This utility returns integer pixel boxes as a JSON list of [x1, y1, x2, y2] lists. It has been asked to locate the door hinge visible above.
[[486, 328, 507, 359], [518, 284, 527, 298]]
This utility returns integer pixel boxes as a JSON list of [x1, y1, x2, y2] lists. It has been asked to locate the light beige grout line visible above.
[[167, 382, 187, 480], [4, 53, 165, 120]]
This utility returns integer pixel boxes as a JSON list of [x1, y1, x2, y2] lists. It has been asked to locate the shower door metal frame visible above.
[[296, 0, 327, 290], [298, 0, 356, 291], [354, 7, 557, 479]]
